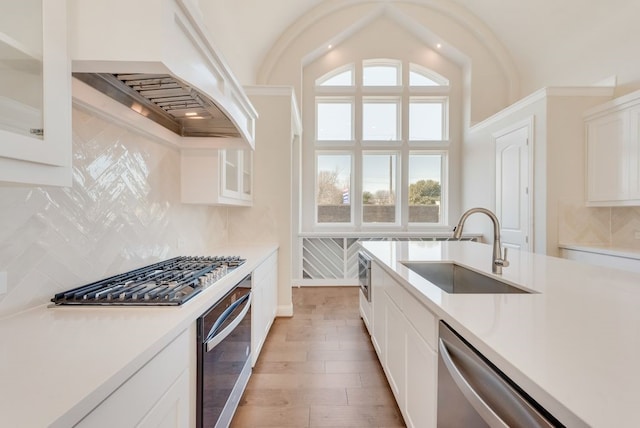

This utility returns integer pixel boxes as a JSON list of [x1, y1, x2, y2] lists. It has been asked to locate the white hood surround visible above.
[[68, 0, 257, 149]]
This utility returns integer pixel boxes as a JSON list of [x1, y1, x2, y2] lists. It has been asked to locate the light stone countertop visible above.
[[0, 243, 278, 428], [559, 242, 640, 260], [360, 240, 640, 428]]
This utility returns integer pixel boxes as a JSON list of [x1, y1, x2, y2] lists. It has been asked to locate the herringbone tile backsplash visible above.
[[558, 202, 640, 250], [0, 108, 228, 317]]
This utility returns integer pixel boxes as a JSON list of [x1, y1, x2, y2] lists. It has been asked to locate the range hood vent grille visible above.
[[73, 73, 241, 138]]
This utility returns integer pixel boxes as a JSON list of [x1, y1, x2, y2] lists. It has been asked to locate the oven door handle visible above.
[[205, 292, 251, 353]]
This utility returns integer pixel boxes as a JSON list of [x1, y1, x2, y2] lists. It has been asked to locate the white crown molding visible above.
[[583, 88, 640, 118], [244, 85, 303, 136], [469, 86, 615, 133]]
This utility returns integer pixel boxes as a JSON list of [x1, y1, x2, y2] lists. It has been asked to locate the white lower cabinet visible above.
[[405, 323, 438, 428], [370, 261, 438, 428], [371, 263, 386, 361], [385, 296, 406, 404], [251, 251, 278, 366], [75, 330, 191, 428]]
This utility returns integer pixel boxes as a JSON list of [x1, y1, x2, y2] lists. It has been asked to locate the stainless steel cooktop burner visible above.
[[51, 256, 245, 306]]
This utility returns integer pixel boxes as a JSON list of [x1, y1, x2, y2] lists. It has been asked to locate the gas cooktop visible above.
[[51, 256, 245, 306]]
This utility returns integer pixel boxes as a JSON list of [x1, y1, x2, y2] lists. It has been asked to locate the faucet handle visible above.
[[496, 247, 510, 268]]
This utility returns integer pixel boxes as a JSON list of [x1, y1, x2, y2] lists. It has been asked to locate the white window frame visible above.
[[315, 151, 354, 227], [407, 150, 448, 227], [315, 97, 355, 144], [309, 58, 451, 231], [409, 96, 449, 143], [362, 150, 401, 226], [362, 97, 401, 143], [363, 58, 402, 87]]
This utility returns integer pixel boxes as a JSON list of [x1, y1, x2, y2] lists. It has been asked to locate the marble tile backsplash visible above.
[[0, 108, 228, 318], [558, 202, 640, 250]]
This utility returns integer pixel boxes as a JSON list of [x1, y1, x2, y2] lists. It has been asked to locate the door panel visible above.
[[495, 123, 531, 251]]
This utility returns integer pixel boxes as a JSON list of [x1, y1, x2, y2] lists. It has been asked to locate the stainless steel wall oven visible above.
[[197, 274, 252, 428]]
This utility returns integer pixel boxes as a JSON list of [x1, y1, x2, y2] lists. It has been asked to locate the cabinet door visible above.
[[371, 262, 386, 360], [251, 252, 278, 365], [76, 331, 190, 428], [223, 149, 241, 194], [181, 148, 252, 206], [137, 371, 190, 428], [405, 323, 438, 428], [586, 111, 629, 203], [629, 105, 640, 200], [385, 296, 406, 407], [221, 149, 253, 203], [242, 149, 253, 199], [0, 0, 72, 186]]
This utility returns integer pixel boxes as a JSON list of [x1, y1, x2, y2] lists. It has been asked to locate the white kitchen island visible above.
[[361, 240, 640, 428]]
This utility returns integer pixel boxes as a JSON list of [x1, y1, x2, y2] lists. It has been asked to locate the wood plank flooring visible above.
[[231, 287, 406, 428]]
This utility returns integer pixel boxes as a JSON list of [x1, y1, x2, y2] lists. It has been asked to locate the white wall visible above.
[[0, 107, 229, 318], [226, 88, 300, 315], [258, 1, 513, 126], [463, 89, 613, 255]]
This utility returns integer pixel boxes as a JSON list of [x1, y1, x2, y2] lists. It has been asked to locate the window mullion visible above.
[[400, 147, 409, 230], [354, 145, 363, 230]]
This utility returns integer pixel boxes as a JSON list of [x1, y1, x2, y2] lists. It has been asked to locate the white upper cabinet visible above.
[[585, 90, 640, 206], [0, 0, 72, 186], [180, 148, 252, 206]]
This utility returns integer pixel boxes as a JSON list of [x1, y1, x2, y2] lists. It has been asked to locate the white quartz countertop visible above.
[[360, 240, 640, 428], [559, 242, 640, 260], [0, 243, 277, 428]]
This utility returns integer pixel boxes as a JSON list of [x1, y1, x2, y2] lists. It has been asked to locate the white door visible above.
[[495, 121, 532, 251]]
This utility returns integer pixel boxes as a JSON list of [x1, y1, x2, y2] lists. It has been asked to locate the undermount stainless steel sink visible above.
[[401, 262, 531, 294]]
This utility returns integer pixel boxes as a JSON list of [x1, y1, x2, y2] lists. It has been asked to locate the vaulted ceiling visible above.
[[199, 0, 640, 98]]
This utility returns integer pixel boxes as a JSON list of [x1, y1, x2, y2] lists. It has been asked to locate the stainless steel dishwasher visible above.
[[437, 321, 564, 427]]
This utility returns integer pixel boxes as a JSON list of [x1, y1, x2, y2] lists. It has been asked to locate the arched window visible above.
[[316, 64, 355, 86], [409, 63, 449, 87], [309, 59, 450, 228]]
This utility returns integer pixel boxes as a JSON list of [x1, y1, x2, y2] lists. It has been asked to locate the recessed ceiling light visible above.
[[185, 112, 198, 117], [436, 43, 442, 49], [328, 44, 333, 50]]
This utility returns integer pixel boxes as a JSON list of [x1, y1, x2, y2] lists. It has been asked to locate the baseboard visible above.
[[293, 280, 359, 287], [276, 303, 293, 317]]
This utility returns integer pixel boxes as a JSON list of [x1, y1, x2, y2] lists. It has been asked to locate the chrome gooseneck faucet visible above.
[[452, 207, 510, 274]]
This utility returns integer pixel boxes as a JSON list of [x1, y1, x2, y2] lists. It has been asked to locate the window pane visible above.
[[410, 102, 443, 140], [317, 154, 351, 223], [363, 65, 399, 86], [319, 70, 353, 86], [363, 101, 398, 140], [409, 154, 442, 223], [409, 71, 439, 86], [409, 64, 449, 86], [317, 101, 352, 140], [363, 153, 397, 223]]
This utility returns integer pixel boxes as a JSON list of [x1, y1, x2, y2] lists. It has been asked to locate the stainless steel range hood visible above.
[[73, 73, 241, 138]]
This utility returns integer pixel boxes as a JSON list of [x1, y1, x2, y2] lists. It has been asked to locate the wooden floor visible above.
[[231, 287, 405, 428]]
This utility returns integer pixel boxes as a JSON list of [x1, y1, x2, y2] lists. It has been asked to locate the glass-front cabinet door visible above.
[[221, 149, 252, 204], [0, 0, 71, 186], [242, 149, 252, 199]]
